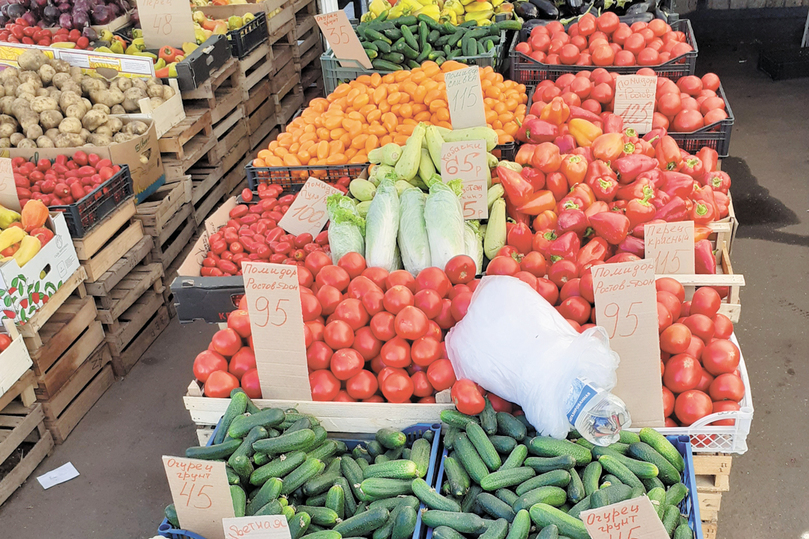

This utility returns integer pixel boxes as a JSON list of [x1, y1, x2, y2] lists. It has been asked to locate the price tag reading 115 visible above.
[[444, 66, 487, 130], [162, 456, 233, 539], [440, 140, 488, 219], [242, 261, 312, 401], [644, 221, 695, 274]]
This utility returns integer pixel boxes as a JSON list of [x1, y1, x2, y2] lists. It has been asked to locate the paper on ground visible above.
[[37, 462, 79, 489]]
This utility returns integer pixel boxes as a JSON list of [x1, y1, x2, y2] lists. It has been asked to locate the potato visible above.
[[82, 109, 108, 131], [3, 83, 18, 99], [0, 123, 17, 138], [15, 82, 37, 98], [54, 132, 85, 147], [81, 97, 92, 110], [0, 137, 10, 148], [122, 87, 145, 112], [114, 78, 132, 92], [46, 87, 61, 101], [65, 104, 87, 120], [113, 132, 135, 143], [81, 76, 106, 94], [45, 128, 60, 140], [95, 125, 113, 137], [24, 124, 42, 140], [36, 135, 55, 148], [17, 50, 47, 71], [48, 58, 71, 73], [122, 120, 149, 136], [36, 88, 49, 97], [0, 87, 4, 98], [31, 96, 58, 114], [105, 116, 123, 133], [59, 91, 82, 111], [0, 114, 16, 126], [38, 64, 56, 85], [0, 68, 19, 83], [10, 133, 24, 146], [147, 84, 165, 99], [0, 96, 14, 115], [17, 138, 36, 148], [69, 66, 83, 84], [88, 133, 113, 146], [40, 110, 63, 130], [19, 71, 42, 88], [162, 85, 176, 100], [62, 83, 82, 97], [132, 78, 148, 92], [80, 128, 90, 140], [59, 117, 82, 134], [149, 97, 165, 108], [52, 72, 72, 90], [111, 104, 125, 114], [92, 103, 110, 114], [89, 88, 122, 108]]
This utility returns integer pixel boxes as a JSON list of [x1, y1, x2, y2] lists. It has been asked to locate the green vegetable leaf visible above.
[[4, 296, 10, 307]]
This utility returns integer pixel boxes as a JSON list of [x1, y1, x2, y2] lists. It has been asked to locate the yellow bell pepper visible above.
[[416, 4, 440, 19], [0, 205, 20, 229], [465, 1, 492, 11], [12, 235, 40, 267], [464, 9, 493, 21], [445, 0, 465, 15], [490, 0, 504, 6], [0, 226, 24, 251], [369, 0, 391, 16], [440, 9, 457, 23], [568, 119, 604, 148]]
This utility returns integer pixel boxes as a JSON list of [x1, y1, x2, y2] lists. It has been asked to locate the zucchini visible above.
[[253, 429, 316, 455], [524, 456, 576, 473], [298, 506, 340, 526], [640, 428, 685, 473], [412, 477, 461, 511], [250, 451, 307, 486], [467, 423, 502, 472], [216, 390, 249, 444], [479, 518, 509, 539], [364, 459, 419, 480], [410, 438, 431, 479], [334, 506, 390, 536], [597, 455, 644, 490], [281, 458, 325, 495], [589, 484, 633, 509], [528, 437, 591, 466], [480, 467, 535, 491], [441, 410, 479, 429], [506, 509, 531, 539], [246, 477, 283, 516], [455, 434, 490, 485], [391, 506, 418, 539], [289, 513, 312, 539], [566, 468, 586, 504], [627, 442, 682, 485], [488, 436, 517, 455], [443, 456, 470, 497], [360, 478, 413, 498], [186, 439, 241, 461], [228, 408, 285, 438], [513, 486, 568, 512], [528, 504, 589, 539], [501, 445, 528, 471], [581, 462, 602, 497], [496, 413, 527, 441], [515, 470, 571, 495], [476, 492, 516, 522], [421, 510, 486, 534]]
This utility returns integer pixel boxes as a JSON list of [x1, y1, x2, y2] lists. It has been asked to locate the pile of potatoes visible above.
[[0, 49, 176, 149]]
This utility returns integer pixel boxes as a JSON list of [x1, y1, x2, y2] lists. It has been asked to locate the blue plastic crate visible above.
[[158, 419, 442, 539], [427, 434, 702, 539]]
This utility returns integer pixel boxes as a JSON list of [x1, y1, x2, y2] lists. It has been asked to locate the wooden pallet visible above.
[[250, 126, 281, 157], [160, 109, 218, 180], [275, 83, 304, 127], [72, 199, 136, 260], [694, 453, 733, 493], [224, 154, 252, 196], [84, 236, 154, 297], [151, 213, 196, 271], [294, 24, 320, 65], [194, 181, 228, 226], [17, 268, 87, 345], [184, 82, 243, 127], [302, 81, 325, 105], [268, 10, 296, 45], [180, 58, 241, 102], [292, 0, 316, 17], [42, 344, 114, 444], [105, 290, 169, 376], [243, 81, 278, 144], [0, 371, 36, 413], [701, 521, 718, 539], [294, 13, 316, 39], [95, 263, 165, 331], [212, 108, 249, 165], [0, 400, 53, 507], [271, 59, 301, 99], [237, 43, 273, 101], [271, 42, 295, 76], [135, 178, 192, 237], [299, 58, 323, 92]]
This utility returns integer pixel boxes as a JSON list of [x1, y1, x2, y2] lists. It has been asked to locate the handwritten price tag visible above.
[[441, 141, 488, 220], [0, 157, 21, 211], [614, 75, 656, 134], [592, 260, 664, 427], [582, 496, 669, 539], [137, 0, 196, 49], [315, 11, 372, 69], [223, 515, 292, 539], [163, 456, 233, 539], [243, 262, 311, 401], [444, 66, 486, 130], [644, 221, 695, 274], [278, 178, 342, 237]]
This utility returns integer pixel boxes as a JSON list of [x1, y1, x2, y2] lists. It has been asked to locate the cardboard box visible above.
[[0, 42, 154, 78], [6, 117, 165, 204], [196, 0, 289, 19], [0, 212, 80, 324], [171, 197, 245, 323], [0, 319, 33, 399], [138, 79, 186, 138]]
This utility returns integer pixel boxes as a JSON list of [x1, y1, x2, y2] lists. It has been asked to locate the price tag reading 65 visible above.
[[441, 140, 488, 220]]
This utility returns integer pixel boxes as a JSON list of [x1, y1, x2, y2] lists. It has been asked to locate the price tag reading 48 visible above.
[[138, 0, 196, 49], [444, 66, 487, 130], [440, 140, 488, 219], [592, 259, 665, 427], [613, 75, 656, 134], [243, 262, 312, 401], [162, 456, 233, 539]]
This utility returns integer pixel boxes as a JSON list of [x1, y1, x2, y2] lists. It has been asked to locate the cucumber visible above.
[[589, 484, 633, 509], [528, 437, 591, 466], [674, 523, 693, 539], [228, 408, 285, 438], [524, 456, 577, 473], [455, 434, 490, 485], [229, 426, 268, 469], [286, 417, 314, 433], [567, 496, 590, 519], [390, 37, 406, 52], [647, 487, 666, 506], [365, 28, 391, 44], [662, 505, 680, 536], [306, 492, 329, 506], [334, 507, 390, 536], [619, 431, 641, 444], [418, 20, 428, 50], [254, 499, 283, 516], [433, 526, 466, 539], [480, 467, 535, 491], [630, 485, 645, 499], [383, 28, 402, 41], [247, 477, 283, 516], [230, 455, 254, 482], [515, 470, 571, 496], [369, 496, 420, 514], [501, 445, 528, 471], [372, 59, 402, 71], [376, 428, 407, 450], [528, 504, 589, 539], [642, 476, 666, 492], [364, 460, 419, 480], [477, 492, 516, 522], [186, 439, 241, 460], [281, 458, 325, 495], [467, 423, 502, 472], [253, 453, 270, 467], [428, 29, 440, 43], [373, 504, 402, 539], [360, 478, 413, 499], [290, 513, 312, 539], [462, 485, 483, 513], [488, 436, 517, 455], [495, 488, 518, 507], [395, 15, 418, 26], [400, 25, 419, 51], [495, 20, 523, 31], [421, 510, 487, 534], [665, 483, 688, 506], [226, 467, 241, 485], [591, 447, 659, 479], [628, 442, 682, 485], [353, 445, 372, 463], [441, 410, 479, 429], [601, 474, 624, 488], [480, 398, 498, 435], [640, 428, 685, 473], [303, 458, 342, 496], [443, 456, 471, 497], [216, 391, 249, 444], [164, 503, 179, 528], [582, 462, 602, 497], [443, 428, 459, 452], [401, 44, 419, 60], [513, 486, 568, 512], [566, 468, 586, 504], [412, 477, 461, 512], [496, 413, 527, 441], [536, 525, 558, 539], [250, 451, 307, 486], [506, 509, 531, 539], [298, 506, 340, 526], [335, 477, 357, 516], [417, 13, 442, 31], [479, 518, 509, 539], [308, 440, 339, 462], [391, 506, 417, 539], [301, 532, 342, 539], [382, 52, 405, 65], [253, 429, 316, 455], [598, 455, 644, 490], [416, 43, 432, 63], [410, 438, 430, 479]]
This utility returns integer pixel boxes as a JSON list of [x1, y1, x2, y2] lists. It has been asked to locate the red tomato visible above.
[[324, 319, 354, 349], [426, 358, 456, 391], [434, 298, 456, 330], [592, 45, 615, 66], [384, 285, 415, 314], [370, 311, 396, 341], [623, 33, 646, 55], [701, 73, 721, 92], [656, 277, 685, 302], [557, 296, 591, 325], [695, 369, 714, 393], [333, 298, 369, 330], [306, 320, 325, 343], [448, 284, 471, 300], [316, 265, 351, 292], [353, 326, 382, 361], [394, 306, 429, 340], [684, 334, 705, 360], [380, 336, 411, 368], [297, 267, 314, 288], [548, 259, 579, 288], [450, 292, 472, 322], [578, 13, 597, 36], [316, 285, 342, 315], [310, 369, 341, 401], [487, 393, 514, 414], [424, 320, 442, 341], [227, 309, 252, 338], [613, 50, 636, 66], [485, 256, 520, 276], [683, 314, 715, 342], [331, 348, 364, 380], [660, 323, 691, 354], [345, 369, 379, 400], [333, 390, 356, 402], [211, 328, 242, 357], [559, 278, 581, 301], [657, 302, 673, 332], [300, 292, 323, 322], [674, 390, 713, 425], [240, 368, 262, 399], [361, 289, 385, 316], [414, 289, 443, 319], [380, 370, 414, 403], [704, 109, 728, 126], [337, 252, 367, 279], [386, 270, 416, 292], [362, 267, 390, 289], [307, 341, 333, 370], [702, 339, 741, 375], [710, 400, 740, 425], [663, 354, 703, 393], [530, 33, 551, 53], [676, 75, 703, 96], [536, 277, 560, 305], [700, 96, 725, 115], [559, 44, 580, 65], [672, 109, 704, 132], [657, 92, 682, 117], [691, 287, 721, 318], [411, 371, 434, 398], [662, 386, 675, 417], [204, 370, 239, 398], [709, 372, 745, 402], [713, 313, 734, 340], [411, 336, 442, 367], [193, 350, 228, 382], [445, 255, 477, 285], [596, 11, 619, 34], [416, 267, 452, 297], [515, 42, 531, 55], [228, 347, 256, 379], [348, 277, 383, 301], [451, 378, 486, 415], [305, 251, 332, 276]]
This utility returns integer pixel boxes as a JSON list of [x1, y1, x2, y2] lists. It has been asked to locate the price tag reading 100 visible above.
[[444, 66, 487, 130]]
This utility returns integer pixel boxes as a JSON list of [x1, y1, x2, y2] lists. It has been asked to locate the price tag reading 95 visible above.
[[644, 221, 695, 274], [242, 262, 312, 401], [613, 75, 656, 134], [278, 178, 342, 237], [223, 515, 292, 539], [162, 456, 233, 539], [137, 0, 195, 49], [444, 66, 487, 130], [0, 157, 21, 211], [315, 11, 373, 69], [441, 140, 488, 219], [592, 260, 664, 427]]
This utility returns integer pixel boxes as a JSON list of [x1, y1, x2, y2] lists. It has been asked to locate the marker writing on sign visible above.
[[225, 516, 288, 539], [584, 502, 641, 535]]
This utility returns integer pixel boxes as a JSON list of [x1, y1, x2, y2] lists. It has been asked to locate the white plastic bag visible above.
[[445, 276, 621, 440]]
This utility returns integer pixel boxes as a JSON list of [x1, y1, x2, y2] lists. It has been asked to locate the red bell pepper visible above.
[[560, 154, 587, 187], [546, 171, 569, 201], [571, 146, 593, 163], [577, 236, 610, 267], [690, 201, 715, 225], [556, 208, 590, 237], [556, 195, 583, 214], [584, 159, 617, 185], [517, 190, 556, 215], [504, 195, 531, 227], [643, 127, 667, 145], [540, 97, 570, 125], [611, 200, 627, 212], [585, 200, 609, 219], [693, 184, 720, 217], [617, 235, 645, 258], [520, 167, 545, 191], [606, 253, 642, 264], [694, 226, 712, 242], [625, 187, 656, 228], [571, 183, 596, 208], [654, 196, 688, 222], [600, 112, 624, 134], [636, 138, 656, 158], [655, 135, 683, 171], [569, 106, 602, 123], [29, 226, 54, 246], [514, 115, 534, 143], [532, 143, 562, 173], [593, 177, 619, 202], [507, 222, 534, 254], [515, 144, 536, 165], [533, 210, 557, 231], [651, 190, 671, 210], [589, 211, 630, 245], [533, 229, 557, 258], [554, 134, 576, 154], [496, 166, 533, 207], [713, 191, 730, 218], [680, 155, 705, 179], [631, 218, 665, 239], [548, 231, 581, 260], [591, 132, 625, 162], [701, 170, 731, 194], [159, 45, 183, 64], [697, 147, 719, 173], [694, 240, 717, 275], [662, 171, 696, 199], [616, 177, 654, 202], [637, 168, 666, 190], [613, 154, 658, 183], [523, 119, 559, 143]]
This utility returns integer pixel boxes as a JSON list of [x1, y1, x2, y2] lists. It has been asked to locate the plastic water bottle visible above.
[[564, 377, 632, 446]]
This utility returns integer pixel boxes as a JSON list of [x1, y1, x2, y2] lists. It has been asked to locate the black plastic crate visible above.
[[246, 163, 368, 192], [157, 35, 231, 92], [758, 47, 809, 81], [495, 141, 516, 161], [50, 164, 134, 238], [510, 19, 697, 84], [669, 83, 734, 158], [227, 12, 269, 59]]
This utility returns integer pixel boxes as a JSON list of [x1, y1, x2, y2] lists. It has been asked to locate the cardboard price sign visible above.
[[644, 221, 695, 274], [137, 0, 196, 49], [614, 75, 657, 134], [581, 496, 670, 539], [592, 259, 664, 427], [316, 11, 373, 69], [162, 456, 234, 539], [223, 515, 292, 539], [440, 141, 488, 220], [0, 157, 21, 211], [444, 66, 487, 130], [278, 178, 342, 237], [243, 262, 311, 401]]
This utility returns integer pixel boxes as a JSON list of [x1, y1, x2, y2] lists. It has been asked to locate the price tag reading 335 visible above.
[[137, 0, 196, 49], [441, 140, 488, 219], [444, 66, 487, 130], [614, 75, 656, 134], [315, 11, 373, 69], [243, 262, 311, 401], [644, 221, 695, 274], [162, 456, 233, 539], [278, 177, 342, 237], [592, 259, 664, 427]]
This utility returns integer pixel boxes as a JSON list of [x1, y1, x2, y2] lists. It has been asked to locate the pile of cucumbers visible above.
[[424, 404, 696, 539], [354, 14, 521, 71], [164, 388, 437, 539]]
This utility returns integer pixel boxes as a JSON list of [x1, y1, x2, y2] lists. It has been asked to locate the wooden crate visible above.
[[693, 454, 732, 539], [160, 109, 217, 180], [105, 292, 169, 376], [0, 320, 32, 400], [237, 42, 273, 101], [292, 0, 316, 17], [135, 178, 193, 238], [194, 181, 228, 227], [41, 344, 115, 444], [85, 236, 154, 297], [275, 84, 304, 127], [95, 263, 164, 330], [271, 57, 302, 98], [180, 57, 241, 102], [17, 268, 87, 346], [702, 521, 718, 539], [151, 212, 197, 272], [271, 42, 295, 76], [293, 23, 321, 65], [250, 126, 281, 158], [71, 199, 140, 279], [224, 154, 252, 196], [212, 107, 249, 165], [299, 58, 324, 95], [707, 192, 738, 257], [196, 425, 216, 446], [268, 8, 296, 45]]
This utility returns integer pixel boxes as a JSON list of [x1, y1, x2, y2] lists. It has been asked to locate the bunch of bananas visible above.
[[362, 0, 508, 25]]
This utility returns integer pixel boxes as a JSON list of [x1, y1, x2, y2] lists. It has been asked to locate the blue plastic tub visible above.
[[427, 434, 702, 539], [158, 419, 442, 539]]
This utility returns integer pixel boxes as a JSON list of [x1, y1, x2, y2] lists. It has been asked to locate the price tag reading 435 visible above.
[[278, 177, 342, 237], [243, 262, 311, 401], [614, 75, 656, 134], [162, 456, 233, 539], [444, 66, 487, 130], [592, 259, 664, 427], [315, 11, 372, 69], [138, 0, 196, 49], [441, 140, 488, 219], [644, 221, 695, 274]]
